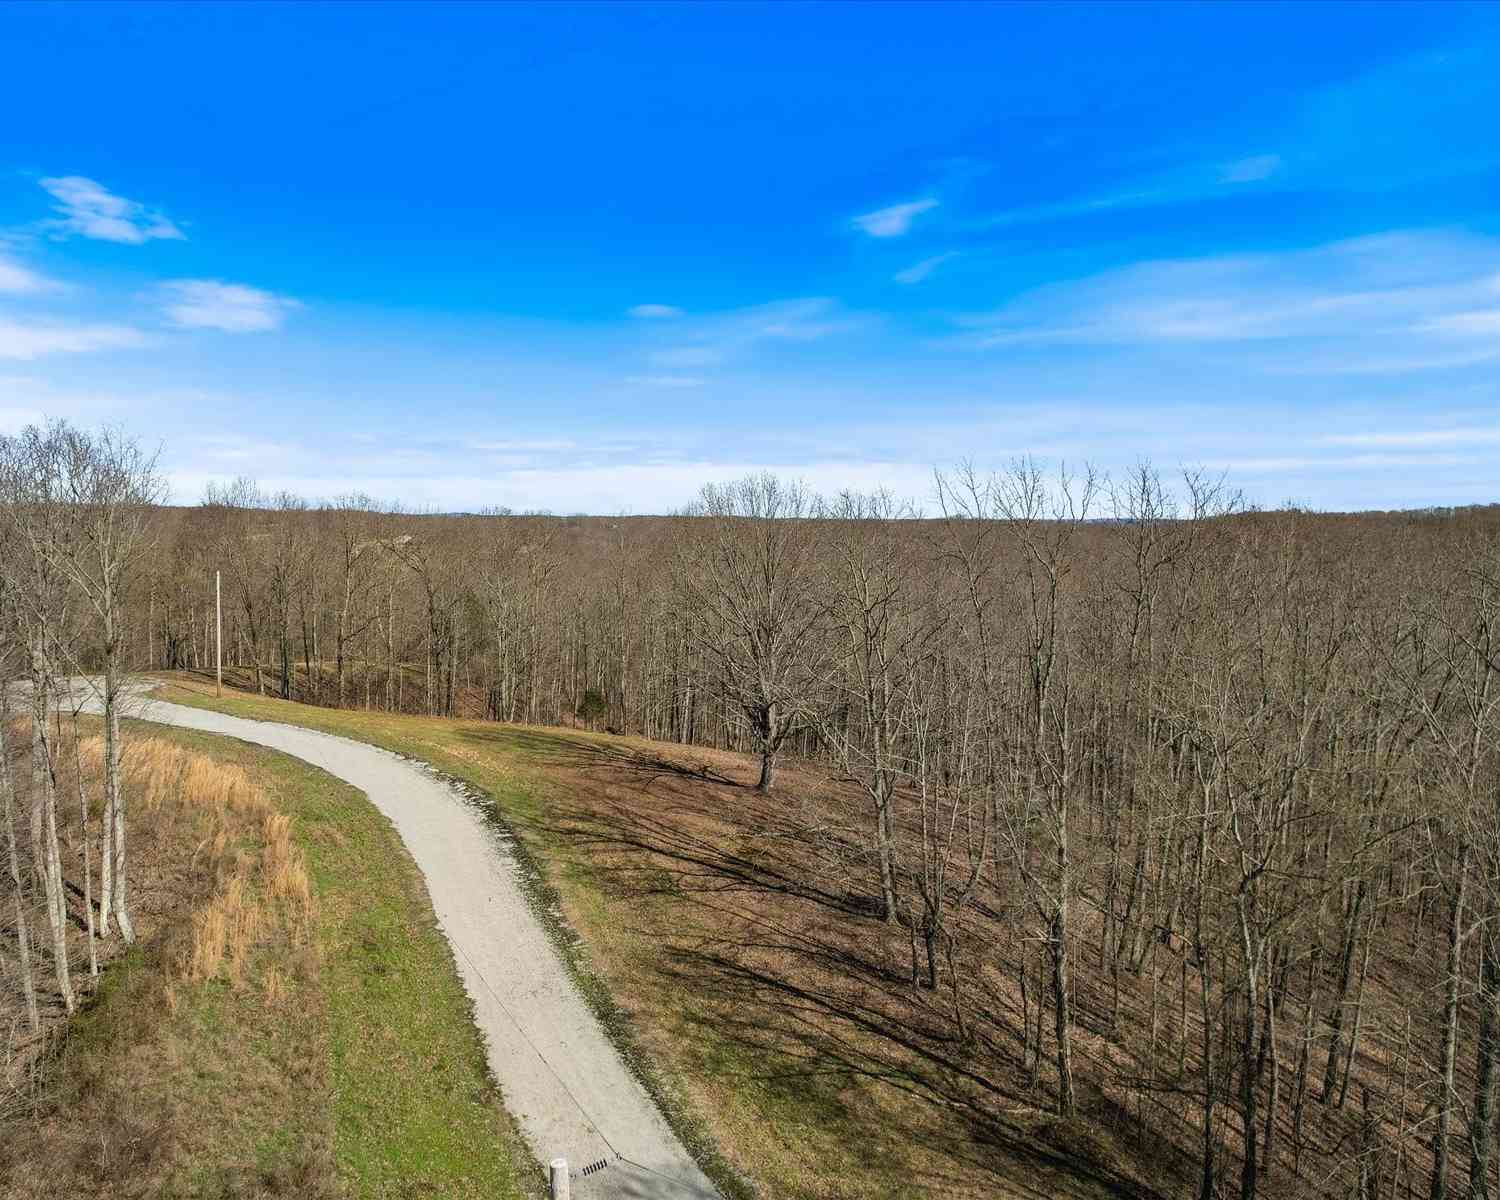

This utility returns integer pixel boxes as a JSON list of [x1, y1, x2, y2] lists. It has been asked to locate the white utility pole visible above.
[[215, 569, 223, 697]]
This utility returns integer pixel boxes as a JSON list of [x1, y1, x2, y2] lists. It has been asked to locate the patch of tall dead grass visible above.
[[2, 727, 330, 1199], [118, 738, 314, 992]]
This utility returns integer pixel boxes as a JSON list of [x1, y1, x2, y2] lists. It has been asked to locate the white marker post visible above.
[[548, 1158, 570, 1199]]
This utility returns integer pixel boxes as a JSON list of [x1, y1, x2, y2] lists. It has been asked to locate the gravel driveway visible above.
[[106, 693, 720, 1200]]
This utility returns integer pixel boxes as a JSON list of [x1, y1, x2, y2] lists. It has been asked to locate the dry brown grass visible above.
[[8, 698, 543, 1199], [0, 728, 328, 1199], [116, 740, 313, 991]]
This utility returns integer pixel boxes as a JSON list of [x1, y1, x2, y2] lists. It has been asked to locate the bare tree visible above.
[[0, 425, 74, 1011], [676, 474, 825, 791], [983, 458, 1098, 1119], [263, 491, 310, 700], [816, 488, 931, 921], [327, 494, 381, 707], [204, 477, 270, 694], [0, 664, 39, 1034], [52, 426, 162, 943]]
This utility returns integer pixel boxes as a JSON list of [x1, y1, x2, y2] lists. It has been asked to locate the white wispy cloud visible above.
[[642, 297, 861, 373], [624, 375, 707, 389], [1420, 309, 1500, 337], [185, 433, 299, 463], [1214, 452, 1479, 475], [628, 303, 683, 318], [468, 437, 580, 452], [1262, 347, 1500, 376], [159, 279, 301, 332], [39, 176, 184, 244], [976, 153, 1285, 231], [0, 319, 147, 360], [958, 230, 1500, 369], [977, 188, 1163, 231], [852, 198, 938, 238], [974, 157, 1285, 232], [0, 255, 57, 293], [1320, 428, 1500, 449], [894, 252, 957, 285]]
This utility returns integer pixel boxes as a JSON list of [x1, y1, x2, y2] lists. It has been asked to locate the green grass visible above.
[[54, 937, 337, 1199], [2, 716, 540, 1199], [142, 724, 543, 1200], [150, 676, 752, 1200], [145, 676, 1155, 1200]]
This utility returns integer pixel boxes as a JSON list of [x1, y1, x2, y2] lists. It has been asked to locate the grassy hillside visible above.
[[151, 673, 1172, 1200], [1, 719, 539, 1199]]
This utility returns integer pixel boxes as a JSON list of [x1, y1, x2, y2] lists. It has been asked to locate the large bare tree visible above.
[[52, 425, 162, 943], [0, 425, 75, 1011], [676, 474, 825, 792]]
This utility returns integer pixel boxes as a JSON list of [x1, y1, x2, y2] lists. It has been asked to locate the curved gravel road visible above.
[[109, 694, 719, 1200]]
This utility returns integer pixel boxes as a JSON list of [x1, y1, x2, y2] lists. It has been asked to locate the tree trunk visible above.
[[1433, 842, 1469, 1200], [73, 720, 99, 977], [1471, 915, 1500, 1200], [105, 667, 135, 943], [756, 745, 776, 792], [1262, 975, 1280, 1187], [30, 652, 73, 1014], [1236, 896, 1262, 1200], [1, 712, 39, 1032], [1338, 911, 1376, 1109], [875, 776, 898, 922], [1052, 901, 1077, 1117], [1323, 878, 1367, 1102], [98, 749, 113, 938]]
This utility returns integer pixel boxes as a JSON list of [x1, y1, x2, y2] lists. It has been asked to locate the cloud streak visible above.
[[1320, 428, 1500, 449], [852, 198, 937, 238], [894, 252, 957, 285], [1421, 310, 1500, 337], [642, 297, 863, 373], [0, 319, 147, 360], [958, 229, 1500, 373], [39, 176, 184, 244], [0, 256, 57, 293], [625, 375, 707, 388], [159, 279, 301, 332]]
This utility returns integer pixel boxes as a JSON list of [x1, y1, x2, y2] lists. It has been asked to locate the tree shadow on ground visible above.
[[488, 731, 1183, 1199]]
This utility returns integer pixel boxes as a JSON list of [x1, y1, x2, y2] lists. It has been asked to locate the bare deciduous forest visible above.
[[6, 420, 1500, 1199], [2, 424, 160, 1061]]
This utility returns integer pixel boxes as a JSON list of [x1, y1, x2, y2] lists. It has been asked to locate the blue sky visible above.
[[1, 1, 1497, 512]]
